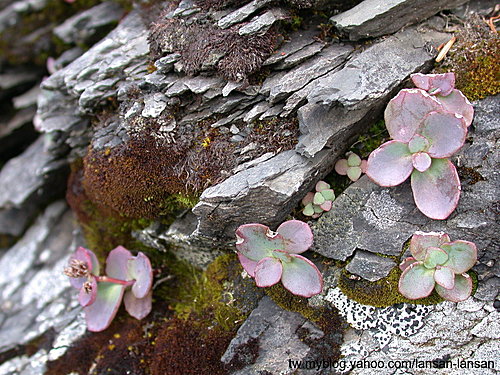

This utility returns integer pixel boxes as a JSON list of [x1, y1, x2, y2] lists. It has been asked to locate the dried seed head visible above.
[[83, 280, 94, 294], [64, 259, 89, 278]]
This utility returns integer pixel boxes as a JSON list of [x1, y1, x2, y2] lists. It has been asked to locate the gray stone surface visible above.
[[345, 250, 396, 281], [217, 0, 273, 29], [298, 27, 449, 158], [53, 1, 124, 45], [238, 8, 289, 36], [330, 0, 468, 41]]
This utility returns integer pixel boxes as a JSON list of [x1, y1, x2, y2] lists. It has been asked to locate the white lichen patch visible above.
[[362, 190, 405, 229]]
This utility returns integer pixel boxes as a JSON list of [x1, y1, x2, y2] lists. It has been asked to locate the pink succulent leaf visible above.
[[434, 266, 455, 289], [435, 273, 473, 302], [124, 290, 152, 320], [411, 152, 431, 173], [347, 152, 362, 167], [423, 247, 449, 269], [420, 111, 467, 158], [313, 192, 325, 205], [440, 240, 477, 273], [235, 224, 281, 261], [411, 158, 461, 220], [78, 276, 98, 307], [408, 134, 429, 153], [411, 73, 455, 96], [437, 89, 474, 127], [302, 203, 315, 217], [281, 254, 323, 297], [347, 166, 362, 181], [360, 160, 367, 173], [366, 141, 413, 187], [385, 89, 442, 142], [398, 261, 435, 300], [70, 276, 86, 290], [129, 252, 153, 299], [315, 180, 330, 192], [237, 252, 259, 277], [83, 282, 125, 332], [254, 257, 283, 287], [302, 192, 314, 206], [276, 220, 314, 254], [320, 200, 332, 211], [410, 232, 451, 261], [312, 213, 321, 219], [106, 246, 134, 280], [399, 257, 417, 272], [74, 247, 99, 275], [320, 189, 335, 202], [334, 159, 349, 175]]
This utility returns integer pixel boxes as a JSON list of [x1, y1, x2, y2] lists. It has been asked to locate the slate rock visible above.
[[238, 8, 289, 36], [346, 250, 396, 281], [330, 0, 468, 41], [53, 1, 124, 45], [217, 0, 273, 29]]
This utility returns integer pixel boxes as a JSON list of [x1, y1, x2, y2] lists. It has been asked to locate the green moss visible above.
[[265, 283, 323, 322]]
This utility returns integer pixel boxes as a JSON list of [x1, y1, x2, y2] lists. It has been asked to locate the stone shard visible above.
[[53, 1, 124, 45], [193, 149, 336, 238], [330, 0, 469, 41], [298, 27, 449, 158], [217, 0, 273, 29], [238, 8, 289, 36], [346, 250, 397, 281]]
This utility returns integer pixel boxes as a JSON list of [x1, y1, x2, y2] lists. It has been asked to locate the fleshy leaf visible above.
[[385, 89, 442, 142], [237, 252, 258, 277], [438, 89, 474, 127], [78, 276, 98, 307], [301, 192, 314, 206], [313, 204, 324, 214], [276, 220, 314, 254], [73, 247, 100, 275], [398, 262, 435, 299], [254, 257, 282, 287], [434, 266, 455, 289], [303, 203, 315, 216], [320, 189, 335, 201], [281, 254, 323, 297], [420, 111, 467, 158], [441, 240, 477, 273], [315, 181, 330, 191], [411, 152, 431, 173], [347, 153, 361, 167], [408, 134, 429, 153], [334, 159, 348, 175], [129, 252, 153, 299], [320, 200, 332, 211], [313, 192, 325, 205], [360, 160, 367, 173], [366, 141, 413, 186], [347, 166, 362, 181], [423, 247, 449, 269], [411, 158, 461, 220], [124, 290, 152, 320], [435, 273, 472, 302], [106, 246, 133, 280], [410, 231, 451, 261], [399, 257, 417, 272], [84, 282, 125, 332], [411, 73, 455, 96], [235, 224, 281, 261]]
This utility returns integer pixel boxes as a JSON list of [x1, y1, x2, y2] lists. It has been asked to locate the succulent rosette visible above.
[[334, 152, 367, 182], [236, 220, 323, 297], [398, 232, 477, 302], [366, 73, 474, 220], [302, 181, 335, 218], [65, 246, 153, 332]]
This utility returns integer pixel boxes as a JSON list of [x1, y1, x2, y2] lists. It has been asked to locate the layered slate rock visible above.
[[330, 0, 469, 41], [345, 250, 396, 282]]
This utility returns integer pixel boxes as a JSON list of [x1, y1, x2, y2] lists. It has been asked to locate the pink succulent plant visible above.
[[235, 220, 323, 297], [398, 232, 477, 302], [64, 246, 153, 332], [302, 181, 335, 218], [365, 73, 474, 220], [334, 152, 367, 182]]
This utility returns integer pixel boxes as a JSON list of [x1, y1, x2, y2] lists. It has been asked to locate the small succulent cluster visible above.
[[334, 152, 367, 182], [64, 246, 153, 332], [399, 232, 477, 302], [235, 220, 323, 297], [302, 181, 335, 218], [366, 72, 474, 219]]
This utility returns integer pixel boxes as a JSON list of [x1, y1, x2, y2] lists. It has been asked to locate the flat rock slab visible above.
[[330, 0, 468, 41], [345, 250, 396, 281]]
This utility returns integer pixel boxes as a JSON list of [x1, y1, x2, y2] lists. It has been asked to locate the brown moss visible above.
[[458, 166, 485, 185], [434, 14, 499, 101]]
